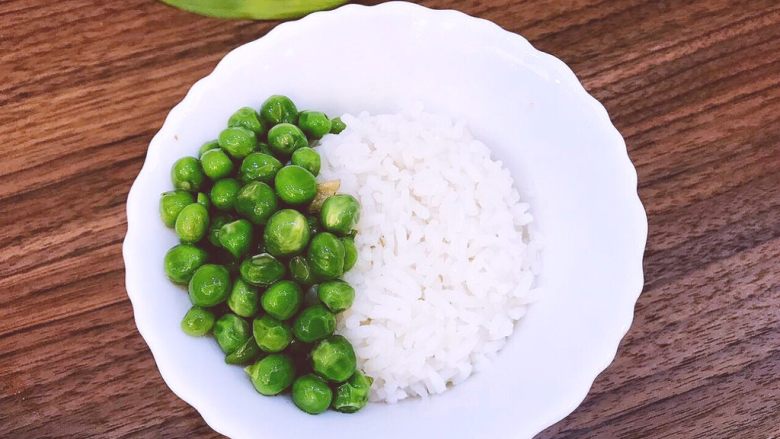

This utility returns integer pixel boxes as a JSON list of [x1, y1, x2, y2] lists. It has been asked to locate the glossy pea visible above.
[[342, 237, 357, 272], [253, 315, 293, 353], [213, 313, 251, 355], [208, 213, 234, 247], [329, 117, 346, 134], [311, 335, 356, 383], [228, 107, 265, 136], [188, 264, 231, 307], [175, 203, 209, 243], [289, 256, 312, 285], [210, 178, 241, 211], [198, 139, 220, 157], [218, 219, 253, 259], [227, 278, 259, 318], [245, 354, 295, 396], [307, 232, 345, 281], [180, 306, 215, 336], [225, 337, 261, 365], [332, 370, 373, 413], [274, 165, 317, 205], [239, 253, 285, 287], [164, 244, 208, 284], [259, 95, 298, 126], [292, 304, 336, 343], [235, 181, 278, 225], [267, 123, 308, 158], [264, 209, 310, 257], [292, 374, 332, 415], [320, 194, 360, 236], [291, 147, 321, 176], [200, 148, 234, 180], [261, 280, 303, 320], [218, 126, 257, 159], [297, 111, 332, 139], [160, 191, 195, 227], [171, 157, 205, 191], [317, 280, 355, 313], [239, 152, 282, 184]]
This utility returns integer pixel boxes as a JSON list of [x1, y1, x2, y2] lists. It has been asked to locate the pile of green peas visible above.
[[160, 95, 371, 415]]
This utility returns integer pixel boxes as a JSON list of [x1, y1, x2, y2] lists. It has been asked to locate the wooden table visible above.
[[1, 0, 778, 437]]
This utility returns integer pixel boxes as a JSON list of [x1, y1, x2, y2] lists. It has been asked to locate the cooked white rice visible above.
[[317, 106, 539, 403]]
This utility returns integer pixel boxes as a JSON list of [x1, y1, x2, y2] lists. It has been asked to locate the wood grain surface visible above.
[[1, 0, 778, 437]]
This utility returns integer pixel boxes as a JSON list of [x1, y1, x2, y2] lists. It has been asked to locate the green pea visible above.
[[311, 335, 356, 383], [317, 280, 355, 313], [264, 209, 310, 257], [160, 191, 195, 227], [188, 264, 231, 307], [239, 152, 282, 184], [218, 219, 253, 259], [218, 126, 257, 159], [175, 203, 209, 243], [171, 157, 205, 191], [330, 117, 346, 134], [274, 165, 317, 205], [228, 107, 265, 136], [307, 232, 345, 281], [253, 315, 293, 353], [213, 313, 251, 355], [297, 111, 332, 139], [208, 213, 234, 247], [196, 192, 210, 209], [164, 244, 208, 284], [239, 253, 285, 287], [180, 306, 215, 336], [332, 371, 372, 413], [289, 256, 312, 285], [320, 194, 360, 236], [292, 304, 336, 343], [268, 123, 309, 158], [227, 278, 259, 318], [200, 148, 234, 180], [198, 139, 220, 157], [342, 237, 357, 272], [245, 354, 295, 396], [268, 123, 308, 158], [290, 147, 321, 176], [225, 337, 261, 365], [210, 178, 241, 211], [260, 95, 298, 126], [235, 181, 278, 225], [261, 280, 303, 320], [292, 374, 333, 415]]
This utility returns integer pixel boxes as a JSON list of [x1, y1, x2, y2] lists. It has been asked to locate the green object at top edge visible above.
[[161, 0, 348, 20]]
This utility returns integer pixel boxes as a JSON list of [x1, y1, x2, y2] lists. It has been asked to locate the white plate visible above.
[[124, 2, 647, 438]]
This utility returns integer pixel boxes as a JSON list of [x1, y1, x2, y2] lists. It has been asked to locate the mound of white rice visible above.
[[317, 106, 539, 403]]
